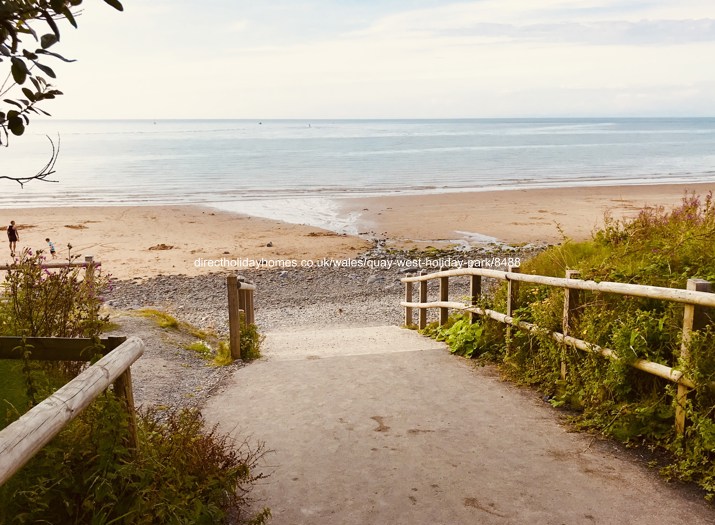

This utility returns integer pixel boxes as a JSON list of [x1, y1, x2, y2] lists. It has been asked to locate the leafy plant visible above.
[[0, 402, 271, 524], [240, 312, 265, 362], [3, 248, 109, 338]]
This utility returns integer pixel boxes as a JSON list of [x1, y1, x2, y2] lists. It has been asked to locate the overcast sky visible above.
[[43, 0, 715, 119]]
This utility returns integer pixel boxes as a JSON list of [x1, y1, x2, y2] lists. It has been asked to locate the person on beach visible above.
[[7, 220, 18, 257], [46, 238, 57, 258]]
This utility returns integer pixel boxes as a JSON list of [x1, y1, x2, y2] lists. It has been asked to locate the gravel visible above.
[[107, 246, 544, 332]]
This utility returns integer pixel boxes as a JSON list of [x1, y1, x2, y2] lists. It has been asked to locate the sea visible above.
[[2, 118, 715, 233]]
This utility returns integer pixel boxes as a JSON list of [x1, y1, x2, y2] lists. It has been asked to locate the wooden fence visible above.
[[0, 255, 97, 273], [0, 336, 145, 486], [226, 274, 256, 360], [402, 266, 714, 435]]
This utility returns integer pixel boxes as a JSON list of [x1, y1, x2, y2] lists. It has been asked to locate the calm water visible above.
[[2, 118, 715, 227]]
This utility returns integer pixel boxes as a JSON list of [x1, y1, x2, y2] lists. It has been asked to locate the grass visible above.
[[137, 308, 263, 366], [136, 308, 180, 329]]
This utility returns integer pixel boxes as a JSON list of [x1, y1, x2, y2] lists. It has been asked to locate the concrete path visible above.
[[202, 325, 713, 525]]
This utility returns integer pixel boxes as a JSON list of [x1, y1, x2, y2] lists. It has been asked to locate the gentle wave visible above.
[[2, 118, 715, 217]]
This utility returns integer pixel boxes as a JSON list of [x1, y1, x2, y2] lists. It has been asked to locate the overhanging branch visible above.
[[0, 134, 59, 187]]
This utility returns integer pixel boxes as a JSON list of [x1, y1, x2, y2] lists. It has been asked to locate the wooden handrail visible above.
[[0, 337, 144, 486], [402, 267, 715, 308], [0, 256, 99, 272], [402, 267, 714, 435]]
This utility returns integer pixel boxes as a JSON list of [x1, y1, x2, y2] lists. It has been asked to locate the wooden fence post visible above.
[[227, 274, 241, 360], [419, 280, 427, 330], [561, 270, 581, 380], [113, 368, 138, 450], [439, 276, 449, 325], [246, 289, 255, 325], [404, 281, 413, 326], [675, 278, 712, 434], [505, 265, 521, 355], [84, 255, 94, 285], [470, 275, 482, 324]]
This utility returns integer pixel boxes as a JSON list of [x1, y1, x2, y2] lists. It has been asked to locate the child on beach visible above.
[[7, 220, 18, 257], [45, 238, 57, 258]]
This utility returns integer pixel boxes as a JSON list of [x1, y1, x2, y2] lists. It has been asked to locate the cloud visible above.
[[44, 0, 715, 118]]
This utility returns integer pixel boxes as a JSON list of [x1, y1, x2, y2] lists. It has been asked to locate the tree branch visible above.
[[0, 134, 59, 187]]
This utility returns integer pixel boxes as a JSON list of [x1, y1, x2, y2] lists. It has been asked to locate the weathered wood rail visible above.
[[0, 337, 145, 486], [227, 274, 256, 360], [402, 266, 714, 434], [0, 255, 98, 272]]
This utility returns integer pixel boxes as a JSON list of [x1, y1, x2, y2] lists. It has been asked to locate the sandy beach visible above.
[[2, 182, 713, 279], [345, 182, 715, 248], [1, 206, 370, 280]]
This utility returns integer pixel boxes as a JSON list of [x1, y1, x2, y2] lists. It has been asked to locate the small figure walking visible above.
[[7, 220, 18, 257], [46, 238, 57, 258]]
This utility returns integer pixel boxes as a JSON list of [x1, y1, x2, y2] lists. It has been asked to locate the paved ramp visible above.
[[203, 326, 712, 524]]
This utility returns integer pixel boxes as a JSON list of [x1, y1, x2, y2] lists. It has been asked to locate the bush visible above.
[[3, 248, 109, 338], [240, 312, 265, 362], [0, 401, 271, 524]]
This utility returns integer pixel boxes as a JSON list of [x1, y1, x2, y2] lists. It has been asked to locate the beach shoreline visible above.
[[2, 182, 713, 279], [343, 182, 715, 248]]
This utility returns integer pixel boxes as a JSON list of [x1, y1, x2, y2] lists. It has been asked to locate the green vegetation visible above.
[[137, 307, 180, 329], [0, 248, 110, 426], [0, 401, 271, 524], [140, 307, 264, 365], [0, 249, 270, 522], [240, 311, 265, 362], [422, 193, 715, 499]]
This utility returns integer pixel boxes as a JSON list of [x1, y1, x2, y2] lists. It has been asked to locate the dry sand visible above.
[[1, 206, 369, 280], [2, 182, 713, 279], [344, 182, 715, 248]]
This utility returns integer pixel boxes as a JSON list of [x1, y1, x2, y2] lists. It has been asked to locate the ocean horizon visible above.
[[2, 117, 715, 232]]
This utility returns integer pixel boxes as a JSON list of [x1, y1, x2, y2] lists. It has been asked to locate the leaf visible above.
[[22, 49, 38, 60], [8, 113, 25, 136], [104, 0, 125, 11], [11, 57, 28, 84], [34, 63, 56, 79], [42, 10, 61, 38], [3, 99, 23, 108], [62, 7, 78, 28], [22, 88, 36, 102], [40, 34, 58, 49]]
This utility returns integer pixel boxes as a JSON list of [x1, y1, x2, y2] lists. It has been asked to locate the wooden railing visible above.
[[0, 336, 145, 486], [0, 255, 98, 273], [402, 266, 714, 434], [227, 274, 256, 360]]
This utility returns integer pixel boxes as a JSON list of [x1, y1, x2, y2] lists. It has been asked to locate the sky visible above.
[[31, 0, 715, 118]]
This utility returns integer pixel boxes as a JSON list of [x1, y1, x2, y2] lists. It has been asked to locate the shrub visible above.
[[0, 401, 271, 524], [3, 248, 109, 338], [240, 312, 265, 362]]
